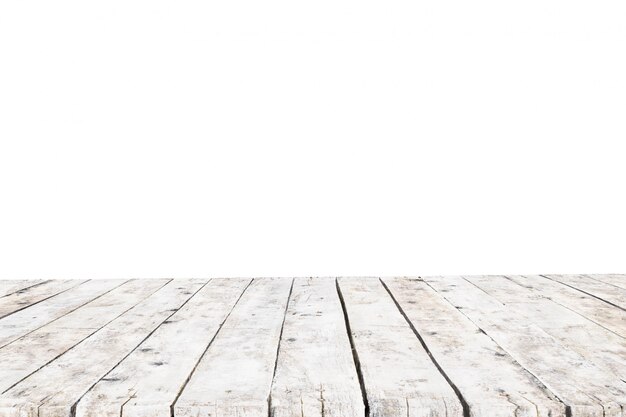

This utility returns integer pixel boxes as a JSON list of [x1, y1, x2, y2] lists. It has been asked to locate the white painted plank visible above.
[[0, 279, 127, 348], [424, 275, 626, 417], [0, 278, 170, 393], [174, 278, 293, 417], [464, 275, 626, 380], [505, 275, 626, 338], [270, 278, 364, 417], [589, 274, 626, 290], [544, 274, 626, 309], [383, 277, 566, 417], [0, 281, 45, 298], [0, 280, 85, 319], [75, 278, 251, 417], [337, 277, 463, 417], [0, 279, 207, 417]]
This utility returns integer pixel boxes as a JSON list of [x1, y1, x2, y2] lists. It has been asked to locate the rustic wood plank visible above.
[[0, 279, 170, 393], [270, 278, 364, 417], [424, 275, 626, 417], [0, 281, 45, 298], [0, 279, 128, 348], [464, 275, 626, 380], [0, 280, 86, 319], [75, 278, 252, 417], [543, 274, 626, 310], [174, 278, 293, 417], [337, 277, 464, 417], [0, 276, 624, 417], [0, 279, 207, 417], [505, 275, 626, 337], [382, 277, 566, 417], [589, 274, 626, 290]]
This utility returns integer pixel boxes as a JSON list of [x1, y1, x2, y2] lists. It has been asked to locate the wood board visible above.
[[0, 276, 624, 417]]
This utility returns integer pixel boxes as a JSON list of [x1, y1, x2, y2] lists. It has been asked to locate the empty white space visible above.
[[1, 0, 625, 279]]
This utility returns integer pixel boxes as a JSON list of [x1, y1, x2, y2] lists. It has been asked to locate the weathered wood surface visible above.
[[270, 278, 363, 417], [0, 280, 45, 298], [505, 274, 626, 337], [0, 279, 170, 394], [1, 280, 206, 417], [337, 277, 463, 417], [76, 278, 251, 417], [543, 274, 626, 310], [174, 278, 293, 417], [0, 279, 127, 349], [464, 275, 626, 380], [0, 276, 624, 417], [423, 276, 626, 417], [0, 280, 85, 319], [382, 277, 566, 417], [588, 274, 626, 290]]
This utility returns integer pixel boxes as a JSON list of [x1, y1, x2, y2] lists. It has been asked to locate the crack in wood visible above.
[[381, 279, 470, 417], [336, 279, 370, 417], [267, 278, 295, 417]]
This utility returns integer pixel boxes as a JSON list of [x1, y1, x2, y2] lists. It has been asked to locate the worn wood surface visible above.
[[463, 275, 626, 379], [505, 274, 626, 337], [382, 277, 566, 417], [271, 278, 363, 417], [337, 277, 463, 417], [543, 274, 626, 310], [174, 278, 293, 417], [588, 274, 626, 291], [76, 278, 251, 417], [0, 275, 624, 417]]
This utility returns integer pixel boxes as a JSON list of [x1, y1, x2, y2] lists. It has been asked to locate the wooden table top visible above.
[[0, 275, 624, 417]]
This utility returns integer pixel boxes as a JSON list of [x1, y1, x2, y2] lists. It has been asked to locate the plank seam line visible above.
[[70, 279, 211, 417], [169, 278, 254, 417], [268, 278, 295, 417], [0, 280, 89, 321], [585, 274, 626, 291], [336, 278, 370, 417], [460, 276, 506, 306], [539, 275, 626, 312], [581, 274, 626, 291], [1, 279, 173, 395], [380, 278, 470, 417], [419, 277, 573, 417], [0, 280, 132, 351], [503, 276, 625, 340], [0, 280, 50, 300]]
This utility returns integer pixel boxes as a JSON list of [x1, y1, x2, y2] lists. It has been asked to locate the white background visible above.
[[1, 0, 625, 279]]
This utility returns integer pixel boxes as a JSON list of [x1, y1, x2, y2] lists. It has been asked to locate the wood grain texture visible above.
[[589, 274, 626, 290], [505, 275, 626, 337], [0, 279, 204, 417], [423, 275, 626, 417], [0, 281, 45, 298], [337, 277, 464, 417], [0, 279, 127, 348], [0, 279, 169, 393], [464, 275, 626, 380], [270, 278, 364, 417], [0, 280, 85, 319], [174, 278, 293, 417], [75, 278, 251, 417], [0, 276, 624, 417], [543, 274, 626, 309], [383, 277, 566, 417]]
